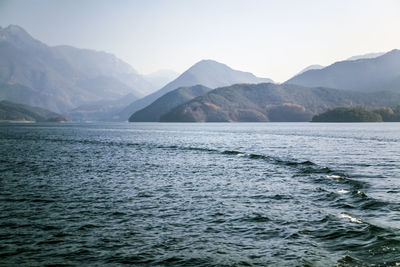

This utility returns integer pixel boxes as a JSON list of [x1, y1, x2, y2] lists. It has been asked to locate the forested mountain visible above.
[[160, 83, 400, 122], [118, 60, 272, 121], [0, 100, 67, 122], [129, 85, 211, 122]]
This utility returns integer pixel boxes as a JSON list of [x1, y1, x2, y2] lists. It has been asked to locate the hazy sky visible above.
[[1, 0, 400, 82]]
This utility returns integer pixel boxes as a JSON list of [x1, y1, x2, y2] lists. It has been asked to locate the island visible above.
[[312, 106, 400, 122]]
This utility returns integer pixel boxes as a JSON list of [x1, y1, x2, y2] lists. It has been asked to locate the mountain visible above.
[[0, 100, 67, 122], [296, 64, 324, 76], [346, 52, 385, 61], [129, 85, 211, 122], [285, 50, 400, 92], [0, 25, 152, 114], [292, 52, 385, 81], [119, 60, 273, 121], [67, 93, 138, 121], [160, 83, 400, 122], [144, 69, 180, 92], [52, 45, 155, 96]]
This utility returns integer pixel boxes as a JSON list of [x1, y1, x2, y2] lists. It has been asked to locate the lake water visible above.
[[0, 122, 399, 266]]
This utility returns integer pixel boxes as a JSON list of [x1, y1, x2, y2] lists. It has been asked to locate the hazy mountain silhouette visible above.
[[67, 93, 139, 122], [286, 50, 400, 92], [160, 83, 400, 122], [296, 64, 324, 76], [119, 59, 273, 120], [0, 25, 155, 113], [346, 52, 385, 61]]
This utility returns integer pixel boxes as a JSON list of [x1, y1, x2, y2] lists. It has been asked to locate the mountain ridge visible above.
[[285, 49, 400, 92], [0, 25, 162, 114], [160, 83, 400, 122], [119, 59, 273, 121]]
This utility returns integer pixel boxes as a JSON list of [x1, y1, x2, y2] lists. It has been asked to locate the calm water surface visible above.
[[0, 122, 399, 266]]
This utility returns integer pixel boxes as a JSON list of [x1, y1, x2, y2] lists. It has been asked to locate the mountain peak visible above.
[[5, 24, 26, 32], [384, 49, 400, 56], [198, 59, 221, 64], [120, 59, 273, 121], [0, 24, 46, 50], [188, 59, 230, 71], [3, 24, 31, 38]]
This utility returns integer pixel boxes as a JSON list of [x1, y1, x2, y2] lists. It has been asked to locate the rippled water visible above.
[[1, 122, 399, 266]]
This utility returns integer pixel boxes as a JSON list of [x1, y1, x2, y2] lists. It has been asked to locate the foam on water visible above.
[[339, 213, 363, 224], [326, 174, 342, 179]]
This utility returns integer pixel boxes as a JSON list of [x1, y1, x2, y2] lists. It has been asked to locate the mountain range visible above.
[[130, 50, 400, 122], [160, 83, 400, 122], [286, 49, 400, 92], [1, 24, 400, 123], [117, 60, 273, 121], [0, 25, 174, 116]]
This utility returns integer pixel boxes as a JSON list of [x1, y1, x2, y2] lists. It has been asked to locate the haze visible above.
[[0, 0, 399, 82]]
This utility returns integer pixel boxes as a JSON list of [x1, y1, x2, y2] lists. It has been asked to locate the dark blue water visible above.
[[1, 122, 399, 266]]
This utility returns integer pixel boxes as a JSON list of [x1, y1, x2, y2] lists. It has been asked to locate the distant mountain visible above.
[[144, 69, 179, 92], [346, 52, 385, 61], [285, 50, 400, 92], [52, 45, 155, 95], [160, 83, 400, 122], [0, 25, 153, 113], [129, 85, 211, 122], [119, 59, 273, 121], [0, 100, 67, 122], [296, 64, 324, 76], [67, 93, 138, 121], [292, 52, 385, 79]]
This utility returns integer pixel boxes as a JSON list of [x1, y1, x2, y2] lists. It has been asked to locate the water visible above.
[[0, 122, 399, 266]]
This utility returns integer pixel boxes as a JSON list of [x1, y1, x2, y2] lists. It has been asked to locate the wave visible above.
[[4, 135, 369, 192], [5, 135, 388, 213], [339, 213, 363, 224]]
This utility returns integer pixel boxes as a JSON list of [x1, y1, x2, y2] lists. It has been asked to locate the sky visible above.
[[1, 0, 400, 82]]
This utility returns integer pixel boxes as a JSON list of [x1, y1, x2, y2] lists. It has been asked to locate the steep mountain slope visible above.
[[0, 25, 150, 113], [0, 100, 67, 122], [285, 50, 400, 92], [129, 85, 211, 122], [52, 45, 154, 95], [160, 83, 400, 122], [119, 60, 273, 121]]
